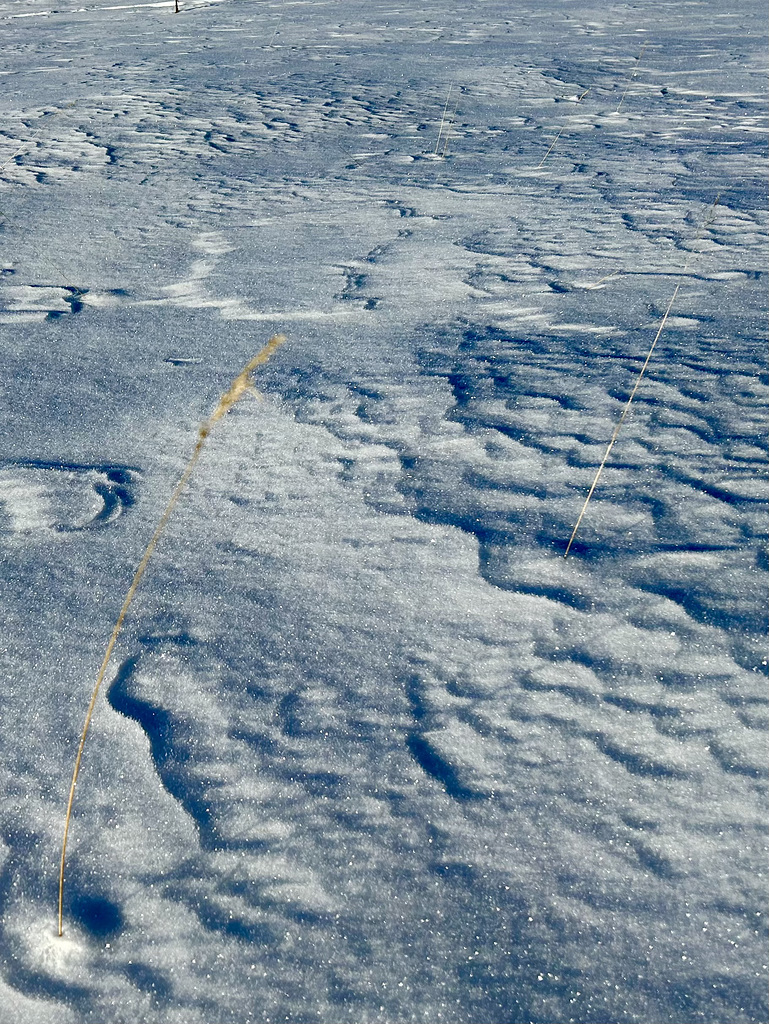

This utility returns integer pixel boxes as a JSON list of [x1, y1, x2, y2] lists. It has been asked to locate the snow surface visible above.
[[0, 0, 766, 1021]]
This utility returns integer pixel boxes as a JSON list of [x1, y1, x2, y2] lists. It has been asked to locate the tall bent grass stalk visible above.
[[57, 334, 287, 937], [564, 197, 720, 557]]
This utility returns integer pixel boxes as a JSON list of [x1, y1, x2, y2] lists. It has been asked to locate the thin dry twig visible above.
[[536, 88, 590, 168], [268, 2, 285, 46], [0, 141, 32, 176], [434, 84, 454, 156], [615, 41, 648, 115], [583, 269, 624, 290], [564, 197, 720, 557], [57, 334, 287, 937], [440, 96, 460, 158], [0, 107, 75, 177]]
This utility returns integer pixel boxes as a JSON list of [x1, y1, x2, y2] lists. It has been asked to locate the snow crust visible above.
[[0, 0, 766, 1020]]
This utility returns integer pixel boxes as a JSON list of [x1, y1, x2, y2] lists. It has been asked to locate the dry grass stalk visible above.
[[440, 96, 460, 158], [0, 141, 31, 176], [0, 115, 59, 177], [434, 84, 454, 156], [268, 3, 285, 46], [583, 269, 623, 290], [563, 290, 681, 556], [615, 41, 648, 114], [57, 334, 287, 937], [536, 88, 590, 168], [564, 197, 720, 557]]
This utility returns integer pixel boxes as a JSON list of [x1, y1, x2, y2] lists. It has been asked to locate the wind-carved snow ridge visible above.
[[288, 291, 766, 1014], [0, 112, 112, 188], [0, 284, 90, 324], [0, 461, 138, 534], [304, 327, 765, 719], [104, 640, 345, 946]]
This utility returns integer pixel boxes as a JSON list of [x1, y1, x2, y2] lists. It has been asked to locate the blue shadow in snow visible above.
[[107, 656, 216, 844], [70, 894, 124, 939]]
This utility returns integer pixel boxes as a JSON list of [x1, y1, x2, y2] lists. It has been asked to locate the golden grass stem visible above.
[[563, 287, 680, 557], [0, 141, 32, 176], [0, 111, 67, 176], [268, 2, 285, 46], [564, 197, 720, 557], [536, 88, 590, 168], [434, 84, 454, 156], [585, 269, 623, 290], [615, 41, 648, 115], [441, 97, 459, 158], [57, 334, 286, 937]]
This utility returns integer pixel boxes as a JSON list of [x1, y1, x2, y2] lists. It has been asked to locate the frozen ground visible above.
[[0, 0, 766, 1021]]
